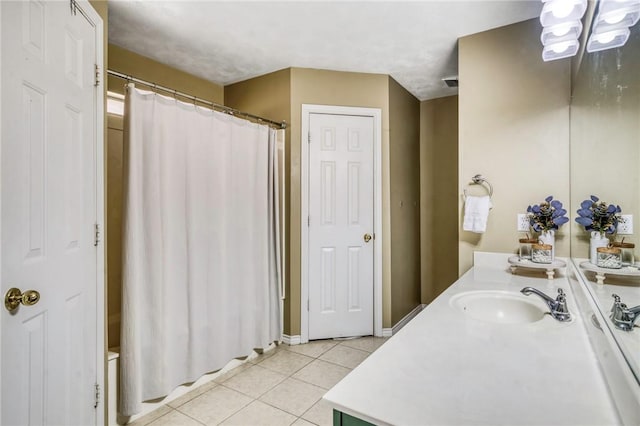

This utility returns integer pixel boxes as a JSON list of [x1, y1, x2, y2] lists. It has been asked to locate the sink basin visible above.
[[450, 291, 546, 324]]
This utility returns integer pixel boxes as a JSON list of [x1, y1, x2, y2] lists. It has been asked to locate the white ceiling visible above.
[[108, 1, 542, 101]]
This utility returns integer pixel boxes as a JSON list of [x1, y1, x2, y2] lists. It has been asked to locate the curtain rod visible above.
[[107, 69, 287, 129]]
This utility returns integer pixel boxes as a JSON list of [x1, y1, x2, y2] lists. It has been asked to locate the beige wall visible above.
[[108, 44, 224, 104], [458, 19, 571, 275], [570, 26, 640, 256], [420, 96, 459, 304], [106, 115, 124, 348], [289, 68, 392, 332], [224, 69, 293, 332], [388, 78, 421, 324], [224, 68, 291, 124]]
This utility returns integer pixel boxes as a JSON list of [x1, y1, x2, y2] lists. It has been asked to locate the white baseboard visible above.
[[383, 304, 426, 337], [282, 334, 301, 345], [287, 304, 426, 343]]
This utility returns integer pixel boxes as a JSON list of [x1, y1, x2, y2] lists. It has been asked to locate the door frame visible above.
[[0, 0, 105, 422], [300, 104, 382, 344]]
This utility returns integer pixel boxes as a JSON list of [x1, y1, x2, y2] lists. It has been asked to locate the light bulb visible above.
[[551, 2, 575, 18], [587, 28, 630, 52], [597, 32, 617, 43], [604, 11, 627, 24], [552, 42, 571, 53], [552, 26, 571, 36]]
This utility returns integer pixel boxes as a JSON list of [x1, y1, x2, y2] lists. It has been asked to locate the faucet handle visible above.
[[554, 288, 570, 318], [610, 294, 638, 331], [611, 294, 626, 310]]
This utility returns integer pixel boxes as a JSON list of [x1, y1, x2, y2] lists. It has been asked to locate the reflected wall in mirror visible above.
[[571, 23, 640, 381]]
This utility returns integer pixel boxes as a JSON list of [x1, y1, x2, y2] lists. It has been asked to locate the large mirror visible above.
[[570, 22, 640, 380]]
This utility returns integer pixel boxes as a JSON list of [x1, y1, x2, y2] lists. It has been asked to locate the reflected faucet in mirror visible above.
[[610, 294, 640, 332], [520, 287, 572, 322]]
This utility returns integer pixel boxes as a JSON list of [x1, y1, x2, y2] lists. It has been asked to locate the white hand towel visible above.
[[463, 195, 492, 233]]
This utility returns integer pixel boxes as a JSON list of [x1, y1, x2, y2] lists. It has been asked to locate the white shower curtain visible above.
[[120, 85, 282, 416]]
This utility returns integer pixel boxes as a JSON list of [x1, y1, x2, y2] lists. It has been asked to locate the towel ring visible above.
[[463, 174, 493, 199]]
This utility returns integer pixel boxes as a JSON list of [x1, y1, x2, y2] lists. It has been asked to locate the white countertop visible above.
[[323, 253, 620, 425]]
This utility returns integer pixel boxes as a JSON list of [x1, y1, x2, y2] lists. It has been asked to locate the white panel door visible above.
[[308, 113, 374, 340], [1, 1, 100, 425]]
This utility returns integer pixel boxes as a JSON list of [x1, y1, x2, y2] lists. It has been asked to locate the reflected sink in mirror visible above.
[[450, 291, 546, 324]]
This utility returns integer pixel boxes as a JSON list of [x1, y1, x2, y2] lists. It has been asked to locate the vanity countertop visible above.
[[323, 252, 620, 425]]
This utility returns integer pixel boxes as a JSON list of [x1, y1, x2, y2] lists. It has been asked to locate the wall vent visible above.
[[442, 76, 459, 87]]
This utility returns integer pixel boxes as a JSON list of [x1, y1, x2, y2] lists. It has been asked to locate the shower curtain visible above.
[[120, 85, 282, 416]]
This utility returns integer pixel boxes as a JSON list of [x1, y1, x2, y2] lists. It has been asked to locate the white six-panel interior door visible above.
[[0, 1, 104, 424], [303, 106, 382, 342]]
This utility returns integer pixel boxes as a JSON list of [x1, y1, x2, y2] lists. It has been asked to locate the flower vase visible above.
[[539, 230, 555, 261], [590, 232, 609, 265]]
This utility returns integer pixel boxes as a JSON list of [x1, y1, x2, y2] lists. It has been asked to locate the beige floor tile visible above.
[[223, 364, 287, 398], [339, 336, 388, 353], [212, 362, 252, 384], [177, 386, 252, 425], [284, 340, 338, 358], [127, 405, 173, 426], [291, 359, 351, 390], [168, 381, 218, 408], [319, 345, 369, 369], [147, 409, 204, 426], [259, 377, 326, 416], [220, 400, 297, 426], [301, 399, 334, 426], [291, 418, 316, 426], [257, 349, 314, 375]]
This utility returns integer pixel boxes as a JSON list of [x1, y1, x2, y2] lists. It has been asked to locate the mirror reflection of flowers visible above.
[[575, 195, 622, 235], [527, 195, 569, 232]]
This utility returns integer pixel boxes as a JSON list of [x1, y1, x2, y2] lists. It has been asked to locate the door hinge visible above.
[[307, 299, 310, 311], [70, 0, 78, 15], [308, 216, 310, 227], [94, 223, 101, 246], [94, 64, 100, 87], [94, 383, 100, 408], [308, 132, 311, 143]]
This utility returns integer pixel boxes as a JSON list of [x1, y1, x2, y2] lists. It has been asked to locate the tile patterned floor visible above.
[[129, 337, 387, 426]]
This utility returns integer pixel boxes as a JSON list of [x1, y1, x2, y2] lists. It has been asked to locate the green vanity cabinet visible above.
[[333, 409, 375, 426]]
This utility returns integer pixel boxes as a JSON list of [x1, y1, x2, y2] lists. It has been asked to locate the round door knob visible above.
[[4, 287, 40, 312], [364, 233, 372, 243]]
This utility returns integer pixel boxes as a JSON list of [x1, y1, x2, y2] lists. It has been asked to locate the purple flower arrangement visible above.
[[575, 195, 622, 235], [527, 196, 569, 232]]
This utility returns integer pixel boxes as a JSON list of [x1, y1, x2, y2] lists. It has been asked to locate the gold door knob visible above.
[[5, 288, 40, 312], [364, 233, 372, 243]]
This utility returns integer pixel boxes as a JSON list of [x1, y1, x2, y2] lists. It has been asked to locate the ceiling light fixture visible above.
[[540, 0, 588, 26], [542, 39, 580, 60], [587, 0, 640, 52], [541, 21, 583, 45], [598, 0, 640, 14], [593, 4, 640, 33], [540, 0, 587, 61], [587, 28, 631, 51]]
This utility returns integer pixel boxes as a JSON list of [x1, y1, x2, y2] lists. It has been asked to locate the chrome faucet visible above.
[[610, 294, 640, 332], [520, 287, 572, 322]]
